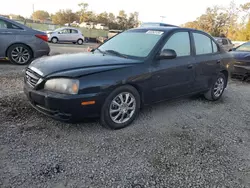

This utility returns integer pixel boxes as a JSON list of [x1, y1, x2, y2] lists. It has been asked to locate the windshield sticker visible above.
[[146, 30, 164, 35]]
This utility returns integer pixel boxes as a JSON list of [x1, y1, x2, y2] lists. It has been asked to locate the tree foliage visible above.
[[50, 2, 139, 30], [183, 1, 250, 41], [9, 14, 25, 21], [52, 9, 79, 25], [32, 10, 50, 22]]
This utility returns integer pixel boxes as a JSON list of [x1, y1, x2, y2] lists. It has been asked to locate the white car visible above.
[[214, 37, 234, 52], [47, 27, 85, 45]]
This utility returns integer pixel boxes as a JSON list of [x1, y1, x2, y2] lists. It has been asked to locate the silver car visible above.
[[214, 37, 234, 52], [0, 16, 50, 65], [48, 27, 85, 45]]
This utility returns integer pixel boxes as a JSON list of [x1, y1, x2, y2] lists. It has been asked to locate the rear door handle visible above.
[[217, 60, 221, 64], [187, 64, 193, 69]]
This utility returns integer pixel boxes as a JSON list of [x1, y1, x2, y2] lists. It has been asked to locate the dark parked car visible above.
[[0, 16, 50, 65], [24, 27, 232, 129], [230, 42, 250, 80]]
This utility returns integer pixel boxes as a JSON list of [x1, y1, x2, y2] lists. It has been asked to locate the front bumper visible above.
[[24, 84, 105, 121], [231, 65, 250, 78]]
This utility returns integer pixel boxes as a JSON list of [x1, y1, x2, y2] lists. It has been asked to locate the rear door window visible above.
[[71, 29, 78, 34], [0, 19, 22, 29], [59, 29, 71, 34], [0, 19, 7, 29], [193, 33, 213, 55]]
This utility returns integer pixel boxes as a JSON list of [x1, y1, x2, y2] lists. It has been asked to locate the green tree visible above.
[[32, 10, 50, 22], [52, 9, 79, 25], [127, 12, 139, 28], [183, 6, 231, 36], [96, 12, 109, 25], [78, 2, 89, 22], [9, 14, 25, 21], [117, 10, 128, 30]]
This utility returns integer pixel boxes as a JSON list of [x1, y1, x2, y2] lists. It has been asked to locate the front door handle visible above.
[[187, 64, 193, 69], [217, 60, 221, 64]]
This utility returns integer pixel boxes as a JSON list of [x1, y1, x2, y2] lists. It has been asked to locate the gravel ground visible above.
[[0, 61, 250, 188]]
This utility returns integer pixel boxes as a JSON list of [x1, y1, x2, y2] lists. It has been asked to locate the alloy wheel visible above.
[[213, 77, 225, 98], [11, 47, 30, 64], [109, 92, 136, 124]]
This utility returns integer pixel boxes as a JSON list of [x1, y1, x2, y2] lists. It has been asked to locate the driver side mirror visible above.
[[157, 49, 177, 60], [229, 48, 236, 52]]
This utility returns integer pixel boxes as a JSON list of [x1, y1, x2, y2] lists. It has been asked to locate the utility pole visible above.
[[160, 16, 166, 22]]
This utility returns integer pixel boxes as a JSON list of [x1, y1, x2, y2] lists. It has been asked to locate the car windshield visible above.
[[98, 30, 164, 58], [54, 28, 63, 32], [236, 43, 250, 52]]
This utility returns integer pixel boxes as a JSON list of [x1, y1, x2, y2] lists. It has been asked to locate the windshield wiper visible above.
[[95, 48, 105, 55], [105, 50, 128, 58]]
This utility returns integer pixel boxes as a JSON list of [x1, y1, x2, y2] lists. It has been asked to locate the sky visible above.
[[0, 0, 249, 25]]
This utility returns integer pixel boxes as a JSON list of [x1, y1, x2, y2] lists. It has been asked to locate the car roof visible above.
[[140, 22, 179, 27], [242, 42, 250, 45], [129, 26, 206, 34], [59, 27, 80, 30], [214, 37, 228, 39]]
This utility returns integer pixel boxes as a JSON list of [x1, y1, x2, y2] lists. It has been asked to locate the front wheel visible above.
[[100, 85, 140, 129], [204, 73, 226, 101]]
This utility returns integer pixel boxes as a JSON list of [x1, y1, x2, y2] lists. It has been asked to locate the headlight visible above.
[[44, 78, 79, 94]]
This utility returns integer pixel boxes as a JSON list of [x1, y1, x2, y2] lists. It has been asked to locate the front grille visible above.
[[25, 69, 42, 88]]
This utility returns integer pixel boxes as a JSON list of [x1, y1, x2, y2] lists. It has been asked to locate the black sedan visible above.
[[24, 26, 232, 129], [230, 42, 250, 80]]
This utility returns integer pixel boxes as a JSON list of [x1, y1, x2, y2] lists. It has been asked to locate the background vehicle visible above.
[[24, 27, 231, 129], [214, 37, 234, 52], [96, 36, 108, 44], [108, 30, 123, 39], [47, 27, 85, 45], [140, 22, 179, 27], [0, 16, 50, 65], [230, 42, 250, 80], [96, 30, 123, 44]]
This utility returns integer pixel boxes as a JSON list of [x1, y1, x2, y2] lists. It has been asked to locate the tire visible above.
[[204, 73, 226, 101], [51, 37, 58, 43], [100, 85, 141, 130], [77, 39, 83, 45], [7, 44, 33, 65]]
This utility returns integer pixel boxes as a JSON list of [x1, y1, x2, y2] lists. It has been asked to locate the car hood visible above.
[[28, 53, 142, 78], [231, 51, 250, 61]]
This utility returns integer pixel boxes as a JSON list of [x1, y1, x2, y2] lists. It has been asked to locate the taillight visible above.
[[35, 34, 48, 42]]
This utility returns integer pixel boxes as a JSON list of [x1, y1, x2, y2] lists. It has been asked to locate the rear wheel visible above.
[[204, 73, 226, 101], [77, 39, 84, 45], [7, 44, 32, 65], [100, 85, 140, 129]]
